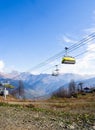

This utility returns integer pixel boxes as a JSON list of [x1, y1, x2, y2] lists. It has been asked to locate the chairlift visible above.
[[52, 65, 59, 76], [52, 71, 59, 76], [61, 47, 76, 64]]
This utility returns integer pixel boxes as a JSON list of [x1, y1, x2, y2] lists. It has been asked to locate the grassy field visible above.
[[0, 93, 95, 130]]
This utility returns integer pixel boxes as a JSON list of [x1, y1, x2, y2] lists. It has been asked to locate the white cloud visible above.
[[62, 35, 77, 43], [57, 34, 77, 48], [87, 43, 95, 52], [0, 60, 5, 72], [62, 35, 73, 43]]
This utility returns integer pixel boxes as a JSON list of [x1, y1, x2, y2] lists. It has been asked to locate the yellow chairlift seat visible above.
[[62, 56, 76, 64]]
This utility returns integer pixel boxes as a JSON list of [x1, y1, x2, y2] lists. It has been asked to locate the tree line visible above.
[[52, 80, 95, 98]]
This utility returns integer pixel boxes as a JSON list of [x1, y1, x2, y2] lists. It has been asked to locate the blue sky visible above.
[[0, 0, 95, 74]]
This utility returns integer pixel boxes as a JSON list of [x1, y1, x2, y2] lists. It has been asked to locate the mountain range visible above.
[[0, 71, 95, 99]]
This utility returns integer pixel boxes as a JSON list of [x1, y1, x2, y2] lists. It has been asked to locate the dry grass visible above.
[[0, 93, 95, 130], [46, 93, 95, 114], [0, 93, 94, 113]]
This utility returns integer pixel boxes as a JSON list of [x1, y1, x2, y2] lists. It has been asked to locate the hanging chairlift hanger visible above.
[[52, 65, 59, 76], [61, 47, 76, 64]]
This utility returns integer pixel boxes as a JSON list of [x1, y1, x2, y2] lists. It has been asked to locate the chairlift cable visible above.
[[40, 46, 95, 74], [28, 33, 95, 72]]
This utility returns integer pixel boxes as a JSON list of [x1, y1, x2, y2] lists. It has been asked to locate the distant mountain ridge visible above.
[[0, 71, 95, 99]]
